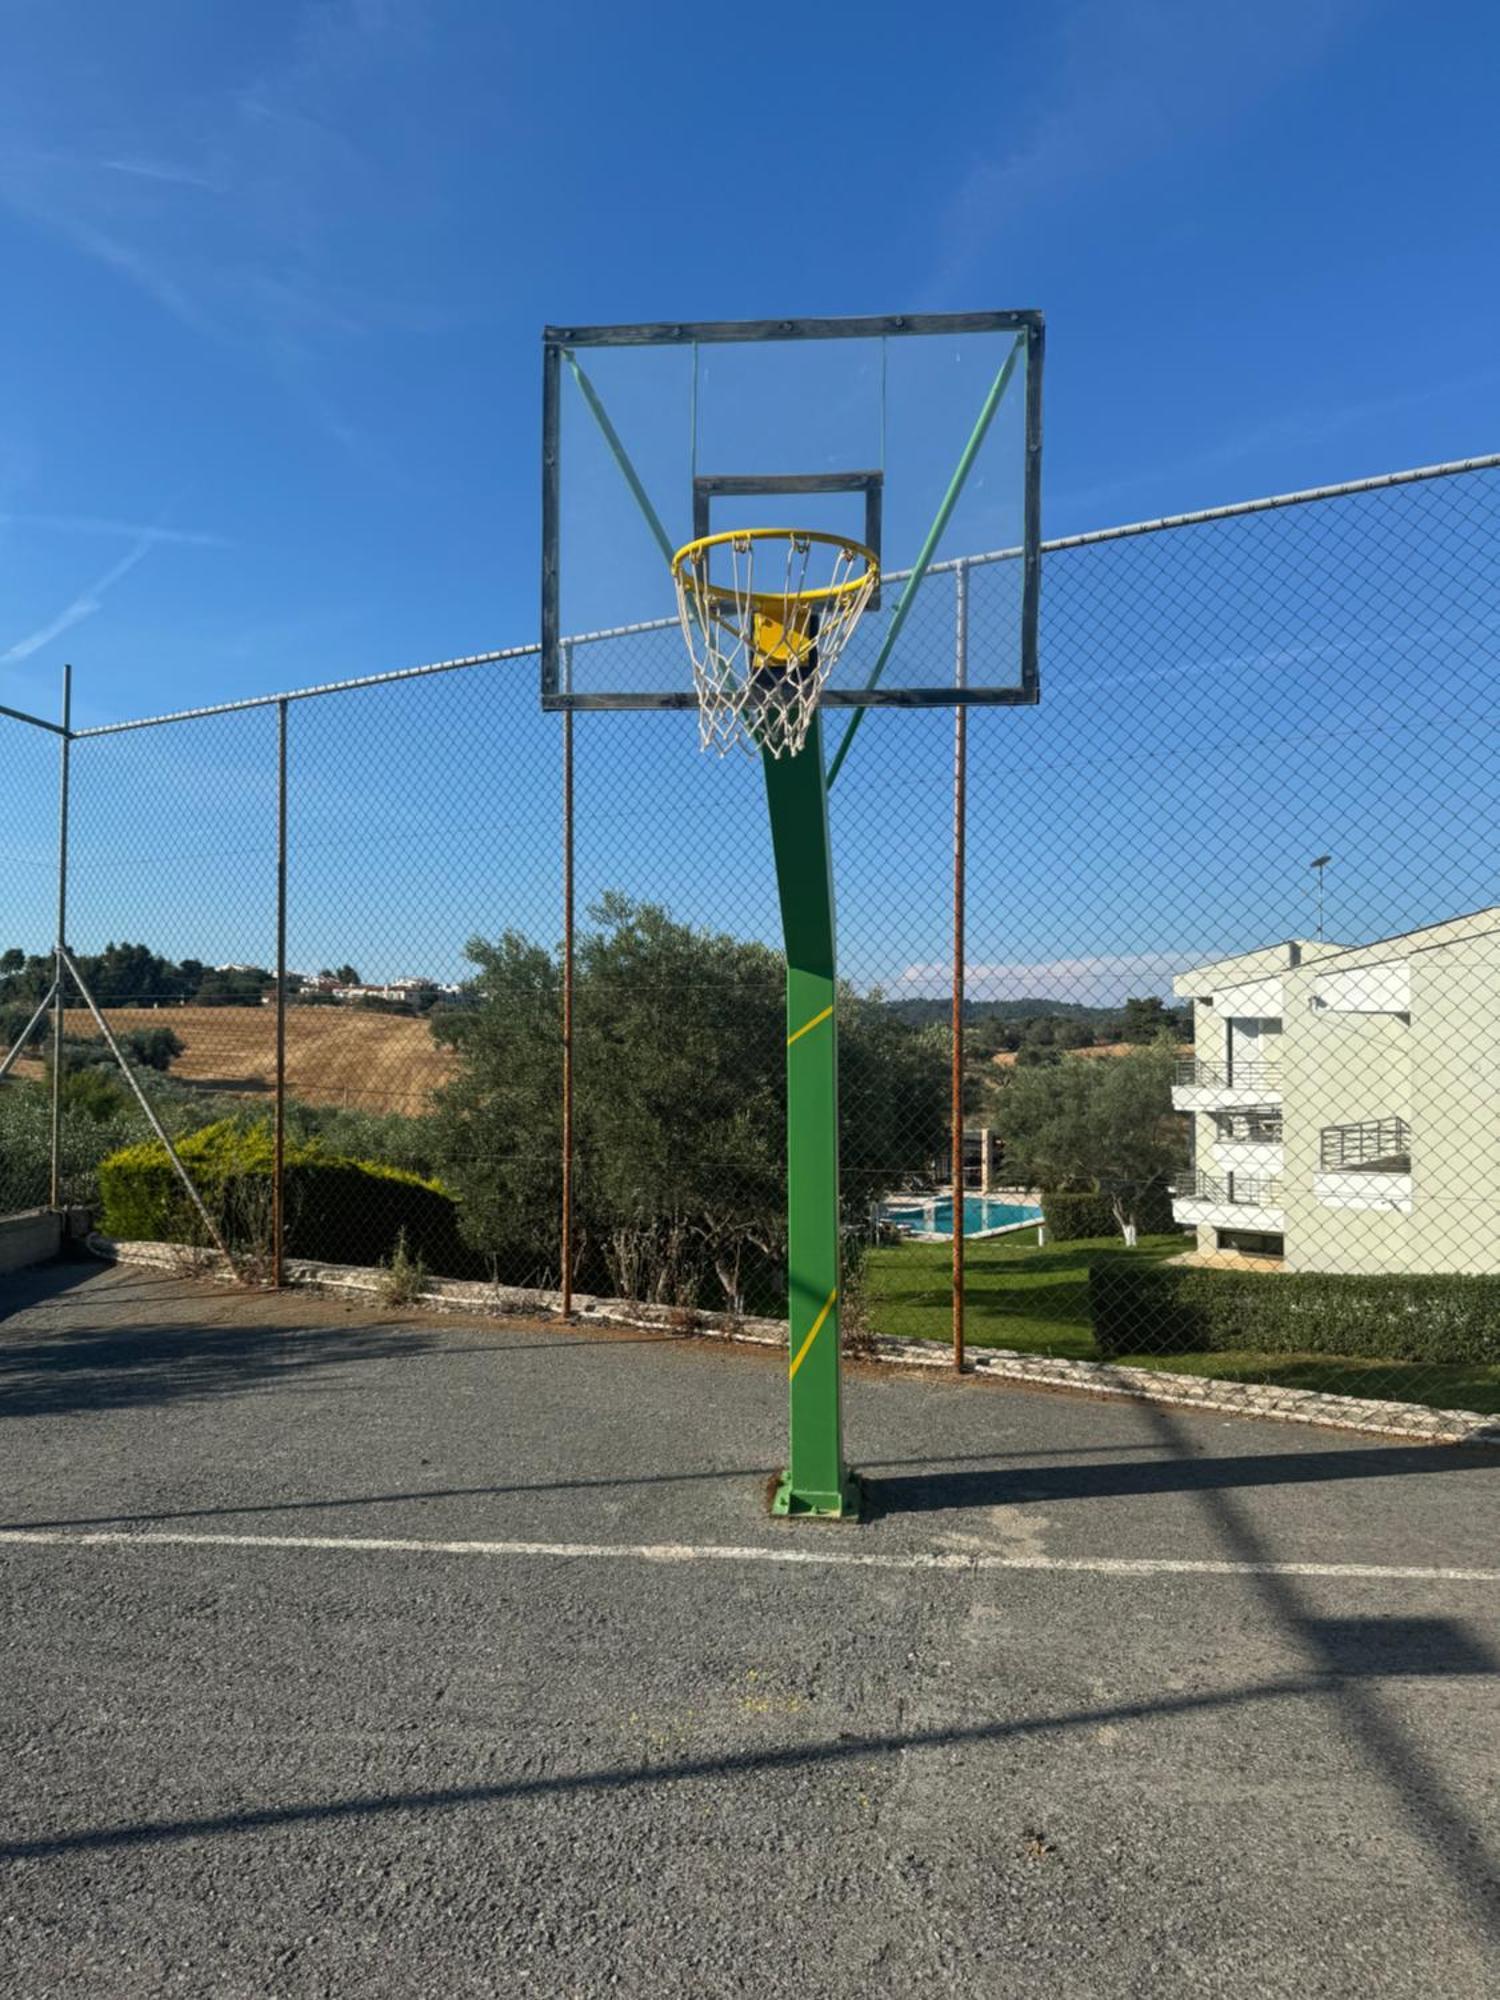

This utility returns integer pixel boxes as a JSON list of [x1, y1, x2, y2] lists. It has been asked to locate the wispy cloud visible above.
[[0, 512, 230, 548], [893, 952, 1187, 1006], [0, 537, 155, 664], [927, 0, 1362, 297], [53, 214, 218, 336], [98, 156, 226, 193], [0, 2, 441, 458]]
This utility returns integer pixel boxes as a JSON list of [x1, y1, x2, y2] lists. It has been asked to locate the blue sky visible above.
[[1, 0, 1498, 1000]]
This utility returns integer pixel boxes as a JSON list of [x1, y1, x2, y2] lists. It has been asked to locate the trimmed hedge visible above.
[[98, 1119, 481, 1278], [1090, 1259, 1500, 1366], [1042, 1184, 1176, 1241]]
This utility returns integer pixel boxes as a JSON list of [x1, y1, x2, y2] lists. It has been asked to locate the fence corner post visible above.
[[49, 663, 72, 1211], [273, 699, 288, 1287]]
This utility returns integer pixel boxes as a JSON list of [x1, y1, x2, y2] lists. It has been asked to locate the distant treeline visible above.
[[2, 942, 1193, 1046], [0, 942, 437, 1013], [888, 993, 1193, 1052], [1, 942, 274, 1009]]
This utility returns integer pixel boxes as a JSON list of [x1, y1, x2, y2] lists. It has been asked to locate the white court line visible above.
[[1, 1527, 1497, 1585]]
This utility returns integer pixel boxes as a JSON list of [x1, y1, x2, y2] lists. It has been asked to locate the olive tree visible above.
[[992, 1041, 1185, 1246], [433, 896, 948, 1310]]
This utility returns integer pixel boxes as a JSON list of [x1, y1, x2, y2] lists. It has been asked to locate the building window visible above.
[[1213, 1109, 1283, 1143], [1319, 1118, 1410, 1173], [1216, 1228, 1284, 1259]]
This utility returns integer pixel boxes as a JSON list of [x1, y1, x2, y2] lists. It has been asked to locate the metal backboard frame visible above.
[[540, 311, 1044, 713]]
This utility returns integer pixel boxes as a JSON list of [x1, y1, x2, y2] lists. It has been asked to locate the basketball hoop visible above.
[[671, 528, 879, 758]]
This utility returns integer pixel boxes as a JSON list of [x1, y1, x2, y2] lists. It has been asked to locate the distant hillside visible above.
[[885, 997, 1123, 1030]]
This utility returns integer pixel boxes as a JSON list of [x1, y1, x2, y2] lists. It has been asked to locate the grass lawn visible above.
[[863, 1230, 1500, 1416], [864, 1231, 1180, 1357]]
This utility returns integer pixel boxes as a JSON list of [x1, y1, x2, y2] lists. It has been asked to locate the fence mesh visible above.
[[4, 458, 1499, 1428], [0, 712, 62, 1211]]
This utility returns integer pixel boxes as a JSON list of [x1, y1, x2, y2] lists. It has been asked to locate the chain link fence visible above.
[[4, 454, 1499, 1431], [0, 702, 63, 1212]]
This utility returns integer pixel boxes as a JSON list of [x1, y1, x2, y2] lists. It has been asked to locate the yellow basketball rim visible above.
[[672, 528, 880, 669], [671, 528, 879, 612]]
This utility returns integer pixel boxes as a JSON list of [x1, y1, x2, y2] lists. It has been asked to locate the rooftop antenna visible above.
[[1310, 855, 1332, 939]]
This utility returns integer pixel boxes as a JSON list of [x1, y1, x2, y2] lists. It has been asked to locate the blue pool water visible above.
[[879, 1194, 1043, 1239]]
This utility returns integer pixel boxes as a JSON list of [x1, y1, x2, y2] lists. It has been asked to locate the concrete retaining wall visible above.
[[0, 1209, 63, 1275]]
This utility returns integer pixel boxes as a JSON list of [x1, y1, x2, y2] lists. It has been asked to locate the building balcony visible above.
[[1313, 1118, 1413, 1210], [1319, 1117, 1409, 1172], [1171, 1058, 1282, 1112], [1172, 1169, 1284, 1230]]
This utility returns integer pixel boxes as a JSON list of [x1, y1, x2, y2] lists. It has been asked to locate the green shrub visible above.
[[98, 1119, 481, 1278], [0, 1077, 136, 1210], [121, 1025, 185, 1072], [1090, 1260, 1500, 1366], [58, 1063, 134, 1123], [1043, 1185, 1175, 1241], [1042, 1190, 1118, 1239], [1, 1002, 46, 1055], [285, 1102, 443, 1178]]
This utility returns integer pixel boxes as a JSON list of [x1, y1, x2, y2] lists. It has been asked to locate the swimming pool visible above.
[[879, 1194, 1043, 1239]]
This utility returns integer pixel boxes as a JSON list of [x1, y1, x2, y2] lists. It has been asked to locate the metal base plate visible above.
[[770, 1468, 864, 1520]]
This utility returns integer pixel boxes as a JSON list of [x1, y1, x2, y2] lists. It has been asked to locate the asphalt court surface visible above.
[[3, 1260, 1499, 1997]]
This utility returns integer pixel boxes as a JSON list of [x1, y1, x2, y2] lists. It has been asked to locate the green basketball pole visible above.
[[763, 713, 859, 1518]]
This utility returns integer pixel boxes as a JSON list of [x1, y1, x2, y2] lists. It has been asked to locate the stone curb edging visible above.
[[966, 1349, 1500, 1446], [86, 1234, 1500, 1449]]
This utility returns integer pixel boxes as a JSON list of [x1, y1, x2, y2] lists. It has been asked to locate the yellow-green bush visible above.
[[98, 1120, 480, 1278]]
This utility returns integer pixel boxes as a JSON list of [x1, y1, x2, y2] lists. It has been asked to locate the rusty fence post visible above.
[[273, 699, 288, 1287], [560, 667, 575, 1317], [952, 566, 968, 1372]]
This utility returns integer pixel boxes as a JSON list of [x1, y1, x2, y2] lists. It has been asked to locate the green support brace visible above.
[[762, 715, 860, 1518]]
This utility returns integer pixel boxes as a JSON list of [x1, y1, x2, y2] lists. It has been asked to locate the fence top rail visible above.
[[0, 698, 67, 737], [69, 450, 1500, 738], [70, 642, 544, 739]]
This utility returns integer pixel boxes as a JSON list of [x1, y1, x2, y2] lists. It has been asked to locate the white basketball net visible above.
[[673, 531, 878, 758]]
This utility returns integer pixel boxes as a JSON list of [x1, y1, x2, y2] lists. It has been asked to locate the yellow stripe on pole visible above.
[[787, 1004, 834, 1047], [788, 1287, 838, 1380]]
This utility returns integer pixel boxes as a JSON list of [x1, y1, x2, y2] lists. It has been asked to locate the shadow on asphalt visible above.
[[1, 1443, 1167, 1533], [0, 1263, 669, 1424], [1132, 1398, 1500, 1950], [863, 1440, 1500, 1516], [2, 1632, 1495, 1870], [0, 1255, 105, 1323], [0, 1315, 446, 1422], [1303, 1616, 1500, 1678]]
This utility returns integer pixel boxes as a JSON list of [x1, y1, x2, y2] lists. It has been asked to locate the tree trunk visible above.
[[1109, 1190, 1138, 1249]]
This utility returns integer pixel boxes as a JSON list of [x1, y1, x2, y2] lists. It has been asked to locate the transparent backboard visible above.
[[540, 313, 1043, 711]]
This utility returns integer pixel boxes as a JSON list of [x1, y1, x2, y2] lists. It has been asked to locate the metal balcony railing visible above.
[[1174, 1171, 1285, 1207], [1173, 1058, 1283, 1093], [1319, 1117, 1411, 1171]]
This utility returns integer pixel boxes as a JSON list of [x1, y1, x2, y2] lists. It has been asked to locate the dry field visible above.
[[16, 1005, 455, 1115], [988, 1039, 1192, 1069]]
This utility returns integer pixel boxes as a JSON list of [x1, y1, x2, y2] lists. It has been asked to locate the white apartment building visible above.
[[1170, 907, 1500, 1272]]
